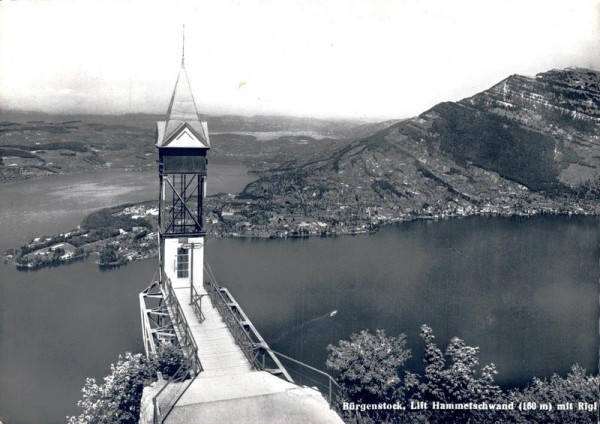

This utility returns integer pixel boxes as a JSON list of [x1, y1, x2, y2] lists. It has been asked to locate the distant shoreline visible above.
[[5, 202, 597, 272]]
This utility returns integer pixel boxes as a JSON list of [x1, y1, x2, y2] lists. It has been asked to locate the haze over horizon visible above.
[[1, 0, 599, 121]]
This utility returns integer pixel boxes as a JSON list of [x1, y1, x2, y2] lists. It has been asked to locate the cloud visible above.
[[1, 0, 598, 119]]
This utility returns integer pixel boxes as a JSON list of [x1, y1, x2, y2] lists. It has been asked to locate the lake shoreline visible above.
[[6, 204, 597, 271]]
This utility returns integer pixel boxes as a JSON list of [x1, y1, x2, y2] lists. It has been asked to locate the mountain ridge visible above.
[[210, 67, 599, 237]]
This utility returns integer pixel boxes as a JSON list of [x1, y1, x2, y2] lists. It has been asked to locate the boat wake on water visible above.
[[272, 310, 338, 344]]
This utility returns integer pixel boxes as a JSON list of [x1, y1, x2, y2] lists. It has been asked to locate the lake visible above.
[[207, 215, 598, 387], [0, 169, 597, 423]]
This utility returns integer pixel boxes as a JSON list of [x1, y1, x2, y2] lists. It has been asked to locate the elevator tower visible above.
[[156, 50, 209, 290]]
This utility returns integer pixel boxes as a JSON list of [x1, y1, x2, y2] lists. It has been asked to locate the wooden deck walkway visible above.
[[170, 284, 252, 378]]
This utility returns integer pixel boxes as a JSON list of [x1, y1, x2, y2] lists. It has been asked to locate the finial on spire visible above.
[[181, 24, 185, 68]]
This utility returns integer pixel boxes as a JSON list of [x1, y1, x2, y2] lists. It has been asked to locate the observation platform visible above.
[[140, 273, 343, 424]]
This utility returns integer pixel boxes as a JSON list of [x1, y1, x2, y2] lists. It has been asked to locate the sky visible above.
[[0, 0, 599, 121]]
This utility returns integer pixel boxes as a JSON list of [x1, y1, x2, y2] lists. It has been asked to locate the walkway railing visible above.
[[260, 347, 343, 410], [204, 264, 292, 381], [204, 263, 342, 410], [152, 353, 199, 424], [162, 271, 201, 371]]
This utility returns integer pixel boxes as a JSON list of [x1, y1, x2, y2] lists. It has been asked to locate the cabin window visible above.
[[177, 247, 189, 278]]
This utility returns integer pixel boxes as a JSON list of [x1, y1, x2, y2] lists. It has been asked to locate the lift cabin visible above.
[[156, 61, 209, 290]]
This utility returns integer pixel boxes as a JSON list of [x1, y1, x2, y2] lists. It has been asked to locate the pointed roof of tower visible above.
[[156, 29, 209, 148]]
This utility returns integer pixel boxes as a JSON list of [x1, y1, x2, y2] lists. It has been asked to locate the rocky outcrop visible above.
[[461, 68, 600, 188]]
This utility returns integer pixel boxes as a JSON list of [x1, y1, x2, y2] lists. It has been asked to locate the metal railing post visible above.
[[153, 397, 158, 424], [261, 346, 343, 411], [189, 244, 194, 304]]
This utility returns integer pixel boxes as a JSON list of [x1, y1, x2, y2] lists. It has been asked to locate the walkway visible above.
[[170, 282, 251, 378], [154, 279, 344, 424]]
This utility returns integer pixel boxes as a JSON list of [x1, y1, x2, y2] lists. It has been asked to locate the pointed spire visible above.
[[156, 25, 209, 147]]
